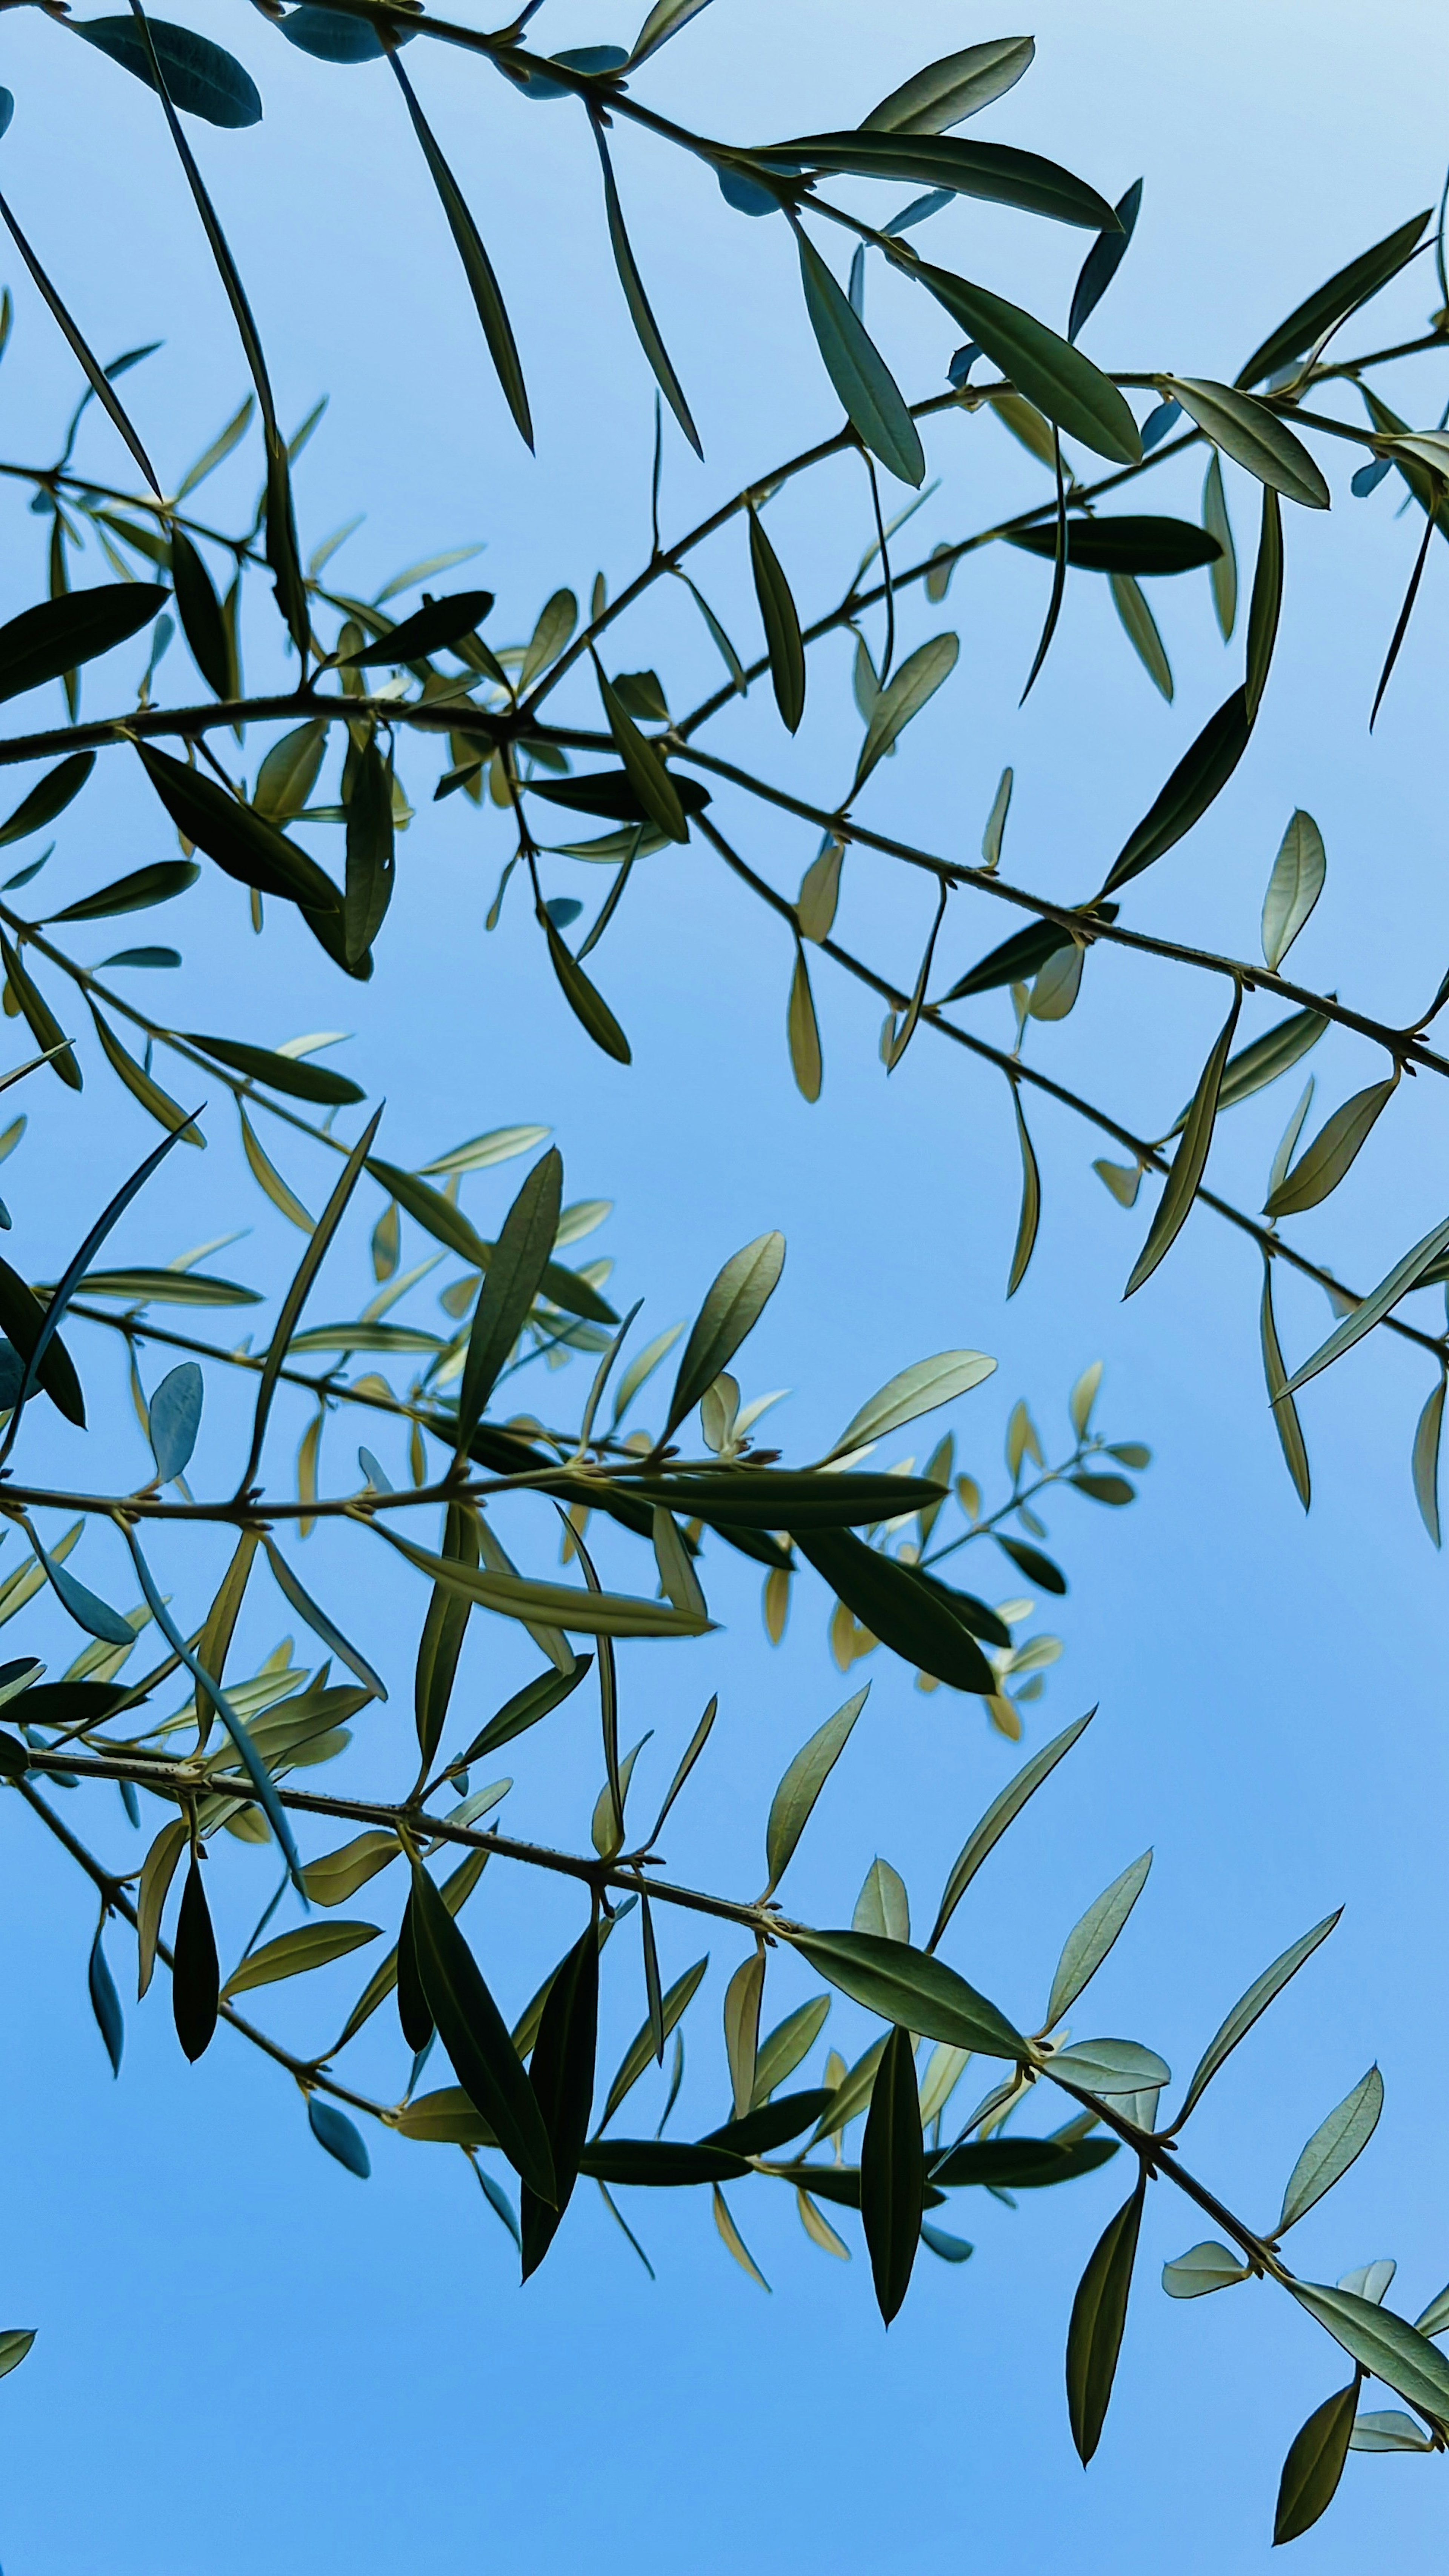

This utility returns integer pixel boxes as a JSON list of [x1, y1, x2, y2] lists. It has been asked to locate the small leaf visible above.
[[345, 591, 495, 666], [1202, 451, 1237, 638], [793, 1528, 995, 1692], [764, 1686, 868, 1896], [592, 657, 688, 845], [1412, 1376, 1445, 1548], [1261, 1260, 1311, 1511], [786, 1926, 1029, 2061], [1067, 178, 1142, 343], [795, 228, 924, 486], [1007, 1089, 1040, 1297], [74, 15, 261, 124], [307, 2096, 371, 2178], [723, 1949, 765, 2119], [1262, 812, 1327, 970], [149, 1360, 202, 1483], [1165, 378, 1329, 509], [31, 1533, 134, 1646], [0, 2330, 35, 2381], [1292, 2283, 1449, 2422], [1264, 1080, 1395, 1219], [747, 508, 805, 732], [853, 1858, 910, 1945], [222, 1919, 380, 1999], [1109, 571, 1172, 700], [169, 528, 232, 697], [0, 750, 94, 849], [459, 1148, 563, 1438], [829, 1348, 994, 1460], [1281, 1217, 1449, 1399], [600, 1956, 708, 2130], [1177, 1913, 1340, 2128], [1104, 690, 1251, 894], [409, 1859, 556, 2203], [862, 38, 1035, 134], [137, 1817, 186, 1998], [929, 1709, 1094, 1949], [88, 1922, 124, 2076], [1349, 2410, 1433, 2452], [343, 737, 394, 967], [663, 1232, 785, 1442], [521, 1919, 600, 2276], [390, 58, 532, 448], [917, 261, 1141, 465], [301, 1830, 401, 1910], [52, 858, 198, 924], [136, 749, 345, 943], [861, 2026, 925, 2322], [1245, 482, 1283, 724], [855, 633, 958, 788], [172, 1854, 219, 2062], [765, 131, 1118, 232], [186, 1032, 362, 1105], [1274, 2383, 1358, 2545], [753, 1996, 831, 2106], [1049, 2038, 1169, 2096], [461, 1658, 592, 1766], [378, 1523, 707, 1641], [1161, 2241, 1251, 2299], [263, 1539, 385, 1700], [1279, 2067, 1384, 2232], [0, 583, 168, 704], [1046, 1853, 1152, 2027], [786, 943, 822, 1102], [593, 119, 701, 455], [1237, 209, 1432, 388], [1066, 2170, 1145, 2464], [0, 930, 79, 1087], [1124, 987, 1241, 1297]]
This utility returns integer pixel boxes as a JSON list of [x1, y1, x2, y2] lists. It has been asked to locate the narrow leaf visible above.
[[795, 227, 924, 486], [861, 2025, 925, 2322], [1176, 1912, 1340, 2128], [1279, 2067, 1384, 2232], [390, 57, 532, 447], [1124, 987, 1241, 1296], [1066, 2170, 1145, 2463], [764, 1686, 868, 1895]]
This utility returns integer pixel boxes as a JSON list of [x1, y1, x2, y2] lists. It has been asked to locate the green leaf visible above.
[[71, 1264, 251, 1305], [136, 748, 346, 935], [581, 2140, 749, 2187], [932, 2136, 1120, 2189], [794, 228, 924, 486], [1281, 1217, 1449, 1398], [1176, 1912, 1340, 2128], [1066, 2170, 1145, 2464], [592, 120, 701, 455], [412, 1504, 478, 1773], [240, 1108, 382, 1493], [458, 1148, 562, 1439], [1279, 2067, 1384, 2232], [1161, 2240, 1251, 2298], [752, 1996, 831, 2107], [592, 656, 688, 844], [1007, 1088, 1040, 1296], [364, 1158, 614, 1326], [343, 736, 394, 967], [786, 1926, 1029, 2061], [521, 1919, 600, 2276], [828, 1349, 995, 1460], [389, 58, 532, 448], [73, 15, 261, 125], [1262, 812, 1326, 970], [0, 190, 160, 494], [1190, 1007, 1327, 1126], [1103, 689, 1250, 893], [0, 2328, 35, 2382], [747, 508, 806, 732], [0, 930, 79, 1087], [0, 751, 94, 848], [409, 1858, 555, 2202], [852, 1858, 910, 1944], [623, 1468, 943, 1532], [1264, 1080, 1395, 1219], [518, 588, 577, 690], [1068, 176, 1142, 343], [764, 1686, 868, 1896], [1245, 483, 1283, 723], [663, 1231, 785, 1441], [1349, 2410, 1434, 2452], [51, 859, 198, 923], [1203, 452, 1237, 638], [1124, 986, 1241, 1298], [1237, 210, 1432, 388], [768, 132, 1118, 232], [1164, 378, 1329, 509], [705, 2087, 834, 2159], [1261, 1260, 1311, 1511], [1049, 2038, 1169, 2096], [172, 1853, 219, 2062], [301, 1830, 400, 1909], [862, 38, 1035, 134], [855, 633, 958, 789], [861, 2025, 924, 2323], [1108, 572, 1172, 700], [0, 1255, 84, 1423], [169, 527, 232, 698], [461, 1659, 594, 1767], [221, 1918, 380, 1999], [529, 768, 710, 828], [793, 1527, 995, 1692], [1413, 1376, 1445, 1547], [377, 1523, 710, 1641], [1046, 1853, 1152, 2027], [0, 583, 168, 706], [262, 1539, 385, 1699], [540, 911, 632, 1063], [917, 262, 1141, 464], [600, 1955, 708, 2130], [345, 590, 494, 666], [1274, 2382, 1359, 2543], [929, 1709, 1094, 1950], [1008, 515, 1218, 575]]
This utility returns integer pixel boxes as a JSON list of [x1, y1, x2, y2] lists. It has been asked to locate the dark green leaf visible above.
[[88, 1922, 123, 2076], [0, 1256, 84, 1424], [0, 752, 94, 848], [414, 1503, 479, 1772], [932, 2136, 1119, 2188], [184, 1031, 362, 1105], [73, 16, 261, 125], [343, 737, 394, 967], [521, 1919, 600, 2276], [1066, 2169, 1145, 2463], [1280, 2067, 1383, 2232], [1237, 210, 1432, 388], [1165, 379, 1330, 510], [460, 1149, 562, 1439], [1283, 1216, 1449, 1397], [1007, 514, 1219, 575], [1262, 1260, 1311, 1511], [0, 583, 168, 704], [390, 58, 532, 448], [1274, 2384, 1358, 2544], [52, 860, 198, 925], [860, 2026, 924, 2323], [542, 911, 632, 1063], [1177, 1913, 1340, 2127], [409, 1859, 557, 2202], [929, 1709, 1092, 1950], [345, 590, 495, 665], [0, 929, 79, 1087], [1067, 178, 1142, 343], [794, 1527, 996, 1692], [1292, 2282, 1449, 2422], [395, 1887, 434, 2054], [461, 1656, 593, 1766], [763, 1687, 868, 1896], [136, 746, 346, 935], [1007, 1086, 1040, 1297], [262, 1538, 385, 1699], [748, 509, 806, 731], [704, 2089, 834, 2158], [1245, 482, 1283, 724], [763, 131, 1118, 231], [580, 2139, 749, 2187], [787, 1926, 1029, 2061], [1264, 1078, 1395, 1219], [529, 768, 710, 826], [365, 1158, 615, 1325], [617, 1468, 948, 1530], [1103, 689, 1250, 894], [663, 1231, 785, 1441], [794, 228, 924, 486], [918, 262, 1141, 463], [600, 1955, 708, 2129], [172, 1853, 219, 2061], [169, 528, 232, 697], [592, 119, 700, 455], [593, 657, 688, 844]]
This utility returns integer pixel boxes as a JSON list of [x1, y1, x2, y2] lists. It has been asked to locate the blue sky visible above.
[[0, 2, 1447, 2568]]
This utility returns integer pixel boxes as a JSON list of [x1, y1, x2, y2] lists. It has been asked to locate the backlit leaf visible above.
[[1046, 1852, 1152, 2027], [764, 1686, 868, 1895], [1273, 2384, 1358, 2544], [1066, 2170, 1145, 2463], [1279, 2067, 1384, 2232], [1262, 811, 1327, 970], [1165, 378, 1329, 510], [795, 229, 924, 487], [1177, 1912, 1340, 2127], [1264, 1080, 1395, 1220], [786, 1926, 1029, 2061]]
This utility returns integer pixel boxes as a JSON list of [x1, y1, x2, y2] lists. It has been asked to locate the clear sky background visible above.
[[0, 2, 1447, 2568]]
